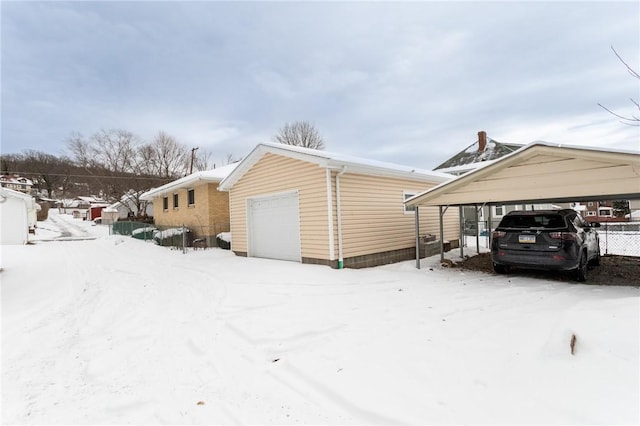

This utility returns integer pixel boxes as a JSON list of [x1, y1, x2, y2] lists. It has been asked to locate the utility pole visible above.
[[190, 147, 199, 174]]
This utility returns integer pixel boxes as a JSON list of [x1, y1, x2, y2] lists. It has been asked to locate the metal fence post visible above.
[[182, 224, 187, 254]]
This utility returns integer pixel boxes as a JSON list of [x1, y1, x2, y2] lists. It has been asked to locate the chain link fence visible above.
[[110, 221, 230, 251], [600, 222, 640, 256]]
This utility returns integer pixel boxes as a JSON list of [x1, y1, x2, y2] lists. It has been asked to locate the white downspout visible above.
[[325, 168, 335, 261], [335, 166, 346, 269]]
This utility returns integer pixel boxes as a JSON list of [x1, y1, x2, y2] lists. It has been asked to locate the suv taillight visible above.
[[550, 232, 577, 241], [492, 231, 506, 238]]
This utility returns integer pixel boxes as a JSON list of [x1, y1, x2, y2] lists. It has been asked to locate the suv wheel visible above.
[[589, 246, 601, 267], [493, 263, 508, 274], [575, 252, 588, 282]]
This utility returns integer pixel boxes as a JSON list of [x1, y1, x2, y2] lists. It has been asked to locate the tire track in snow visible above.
[[220, 321, 407, 424], [45, 213, 93, 241]]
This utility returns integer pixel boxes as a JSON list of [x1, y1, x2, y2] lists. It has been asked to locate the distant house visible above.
[[583, 200, 613, 222], [105, 191, 154, 220], [434, 131, 558, 230], [433, 131, 522, 176], [58, 196, 108, 219], [140, 164, 238, 246], [0, 175, 34, 195], [579, 200, 632, 223], [0, 187, 39, 245], [218, 142, 459, 268], [627, 200, 640, 221]]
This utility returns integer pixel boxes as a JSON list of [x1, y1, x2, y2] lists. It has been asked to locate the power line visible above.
[[5, 171, 176, 181]]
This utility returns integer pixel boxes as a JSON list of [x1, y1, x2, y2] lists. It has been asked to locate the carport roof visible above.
[[406, 142, 640, 207]]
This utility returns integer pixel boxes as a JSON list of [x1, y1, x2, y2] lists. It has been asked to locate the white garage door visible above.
[[247, 191, 301, 262]]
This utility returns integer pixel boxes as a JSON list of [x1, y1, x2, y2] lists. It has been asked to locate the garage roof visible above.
[[406, 142, 640, 207], [218, 142, 453, 191], [0, 187, 37, 206]]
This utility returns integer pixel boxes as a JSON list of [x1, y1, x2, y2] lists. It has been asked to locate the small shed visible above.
[[0, 187, 38, 245], [89, 205, 108, 221], [101, 208, 120, 225]]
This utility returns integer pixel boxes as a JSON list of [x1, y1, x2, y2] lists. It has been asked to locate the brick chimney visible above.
[[478, 131, 487, 152]]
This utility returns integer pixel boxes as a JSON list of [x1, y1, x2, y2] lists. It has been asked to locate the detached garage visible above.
[[218, 143, 460, 268]]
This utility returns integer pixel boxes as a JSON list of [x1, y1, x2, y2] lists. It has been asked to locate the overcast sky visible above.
[[2, 1, 639, 169]]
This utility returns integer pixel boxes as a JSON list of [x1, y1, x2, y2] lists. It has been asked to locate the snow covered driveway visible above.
[[2, 220, 639, 424]]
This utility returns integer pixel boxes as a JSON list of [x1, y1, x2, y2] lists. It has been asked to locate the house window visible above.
[[599, 209, 612, 217], [173, 193, 179, 209], [188, 188, 195, 206], [403, 191, 417, 213], [163, 196, 168, 211], [494, 206, 504, 216], [587, 211, 596, 216], [588, 202, 594, 207]]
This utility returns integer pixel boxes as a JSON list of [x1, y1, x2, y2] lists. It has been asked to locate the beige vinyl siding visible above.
[[229, 153, 330, 259], [338, 173, 459, 258]]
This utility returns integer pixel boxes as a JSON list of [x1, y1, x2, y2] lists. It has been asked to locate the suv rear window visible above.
[[499, 214, 565, 229]]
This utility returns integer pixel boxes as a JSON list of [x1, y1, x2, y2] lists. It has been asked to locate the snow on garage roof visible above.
[[218, 142, 453, 191]]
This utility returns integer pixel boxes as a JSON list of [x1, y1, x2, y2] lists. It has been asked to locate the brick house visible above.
[[582, 200, 628, 223], [140, 163, 238, 246]]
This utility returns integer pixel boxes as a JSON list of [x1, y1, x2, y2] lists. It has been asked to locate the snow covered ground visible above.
[[2, 211, 639, 425]]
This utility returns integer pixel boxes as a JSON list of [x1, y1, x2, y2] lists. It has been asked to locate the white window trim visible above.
[[173, 192, 179, 210], [187, 188, 195, 208], [403, 190, 418, 214]]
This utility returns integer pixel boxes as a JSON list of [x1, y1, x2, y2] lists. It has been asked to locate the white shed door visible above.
[[247, 192, 301, 262]]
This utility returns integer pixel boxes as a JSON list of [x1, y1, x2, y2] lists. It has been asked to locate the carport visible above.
[[405, 142, 640, 268]]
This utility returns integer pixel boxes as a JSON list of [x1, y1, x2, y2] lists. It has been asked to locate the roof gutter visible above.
[[140, 175, 214, 201]]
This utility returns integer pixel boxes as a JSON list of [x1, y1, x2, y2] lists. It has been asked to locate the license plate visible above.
[[519, 235, 536, 244]]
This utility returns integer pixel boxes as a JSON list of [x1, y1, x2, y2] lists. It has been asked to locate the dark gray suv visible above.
[[491, 209, 600, 281]]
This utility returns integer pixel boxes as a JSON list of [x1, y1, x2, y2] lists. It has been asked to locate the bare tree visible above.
[[0, 151, 76, 199], [272, 121, 325, 149], [139, 131, 188, 178], [67, 132, 97, 169], [21, 150, 74, 198], [224, 153, 241, 165], [598, 46, 640, 126], [67, 129, 154, 203], [91, 129, 139, 174]]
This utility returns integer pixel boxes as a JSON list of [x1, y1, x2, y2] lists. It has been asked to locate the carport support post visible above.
[[415, 206, 421, 269], [439, 205, 445, 262], [459, 206, 464, 258], [488, 207, 493, 248], [475, 204, 480, 254]]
